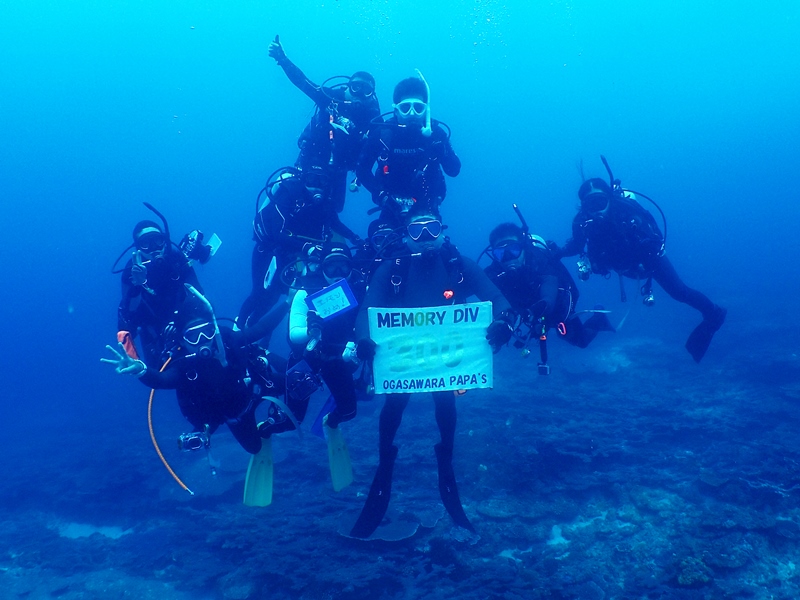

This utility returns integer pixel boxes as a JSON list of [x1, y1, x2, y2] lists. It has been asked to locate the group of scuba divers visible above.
[[102, 37, 727, 539]]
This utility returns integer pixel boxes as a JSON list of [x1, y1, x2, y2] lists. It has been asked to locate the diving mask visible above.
[[394, 99, 427, 117], [406, 218, 442, 242]]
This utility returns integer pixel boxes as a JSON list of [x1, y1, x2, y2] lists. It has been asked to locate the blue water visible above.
[[2, 1, 800, 598]]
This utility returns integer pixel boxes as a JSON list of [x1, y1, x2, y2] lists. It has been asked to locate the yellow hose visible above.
[[147, 357, 194, 495]]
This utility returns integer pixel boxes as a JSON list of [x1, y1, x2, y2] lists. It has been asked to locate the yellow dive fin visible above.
[[243, 437, 274, 507], [324, 416, 353, 492]]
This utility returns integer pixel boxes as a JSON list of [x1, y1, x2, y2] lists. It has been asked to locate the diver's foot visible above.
[[325, 408, 356, 430], [258, 417, 295, 438], [685, 306, 727, 363]]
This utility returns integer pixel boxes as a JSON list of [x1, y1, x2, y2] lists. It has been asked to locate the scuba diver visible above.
[[288, 241, 366, 430], [553, 157, 727, 363], [236, 166, 360, 328], [286, 241, 369, 492], [114, 204, 220, 367], [268, 35, 380, 213], [349, 213, 513, 539], [356, 73, 461, 230], [104, 284, 289, 456], [483, 216, 615, 374]]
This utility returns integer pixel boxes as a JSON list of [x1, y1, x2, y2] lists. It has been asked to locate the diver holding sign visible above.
[[287, 242, 367, 491], [348, 213, 513, 539]]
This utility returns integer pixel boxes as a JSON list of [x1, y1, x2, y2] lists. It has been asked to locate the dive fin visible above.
[[686, 306, 727, 363], [324, 416, 353, 492], [243, 438, 273, 507], [435, 443, 475, 532], [585, 312, 616, 333], [349, 445, 398, 539]]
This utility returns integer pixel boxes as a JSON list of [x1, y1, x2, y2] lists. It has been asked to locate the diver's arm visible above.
[[272, 50, 328, 107], [233, 301, 290, 346], [435, 127, 461, 177], [102, 342, 180, 389], [288, 290, 311, 346], [462, 258, 512, 317], [538, 274, 559, 316], [355, 131, 381, 196], [138, 364, 182, 389], [559, 218, 587, 258], [329, 213, 360, 243]]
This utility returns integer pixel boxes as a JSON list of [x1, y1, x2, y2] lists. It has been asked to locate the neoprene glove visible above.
[[356, 338, 377, 361], [306, 311, 324, 340], [486, 318, 514, 353]]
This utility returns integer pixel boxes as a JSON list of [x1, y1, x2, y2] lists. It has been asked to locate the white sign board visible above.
[[368, 301, 494, 394]]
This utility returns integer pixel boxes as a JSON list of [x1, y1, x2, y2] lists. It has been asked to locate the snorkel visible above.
[[512, 203, 530, 235], [415, 68, 432, 137], [143, 202, 171, 251], [184, 284, 228, 367]]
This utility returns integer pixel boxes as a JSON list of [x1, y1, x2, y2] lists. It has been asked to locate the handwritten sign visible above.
[[305, 279, 358, 320]]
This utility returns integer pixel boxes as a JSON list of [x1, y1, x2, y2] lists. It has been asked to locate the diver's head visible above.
[[489, 224, 550, 271], [489, 223, 527, 270], [132, 220, 167, 260], [181, 317, 218, 359], [300, 166, 329, 205], [578, 178, 613, 215], [368, 220, 401, 254], [320, 242, 353, 285], [345, 71, 375, 104], [393, 77, 429, 127], [301, 243, 325, 278], [405, 212, 444, 254]]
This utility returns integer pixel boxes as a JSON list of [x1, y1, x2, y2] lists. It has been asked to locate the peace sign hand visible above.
[[101, 342, 146, 376]]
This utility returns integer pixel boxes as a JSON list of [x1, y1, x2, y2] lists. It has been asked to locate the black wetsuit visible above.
[[559, 194, 725, 362], [294, 277, 367, 428], [349, 244, 509, 538], [237, 177, 358, 327], [356, 118, 460, 226], [561, 196, 716, 319], [485, 247, 611, 350], [276, 57, 380, 213], [138, 309, 288, 455], [117, 250, 202, 367]]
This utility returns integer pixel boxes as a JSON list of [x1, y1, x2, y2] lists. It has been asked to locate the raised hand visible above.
[[101, 342, 146, 376]]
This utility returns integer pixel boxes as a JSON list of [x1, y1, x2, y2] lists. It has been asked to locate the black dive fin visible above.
[[686, 307, 727, 363], [585, 312, 616, 333], [349, 445, 398, 539], [685, 322, 714, 363], [435, 443, 476, 533]]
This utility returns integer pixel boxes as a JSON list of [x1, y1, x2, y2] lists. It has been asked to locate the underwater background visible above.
[[1, 1, 799, 598]]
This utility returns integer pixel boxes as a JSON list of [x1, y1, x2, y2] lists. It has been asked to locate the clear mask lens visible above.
[[491, 242, 523, 263], [395, 100, 427, 116], [407, 219, 442, 241], [322, 258, 351, 279], [183, 321, 216, 346], [136, 233, 166, 253], [349, 80, 374, 98]]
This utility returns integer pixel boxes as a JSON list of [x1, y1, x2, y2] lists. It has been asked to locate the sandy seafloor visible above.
[[3, 306, 800, 600]]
